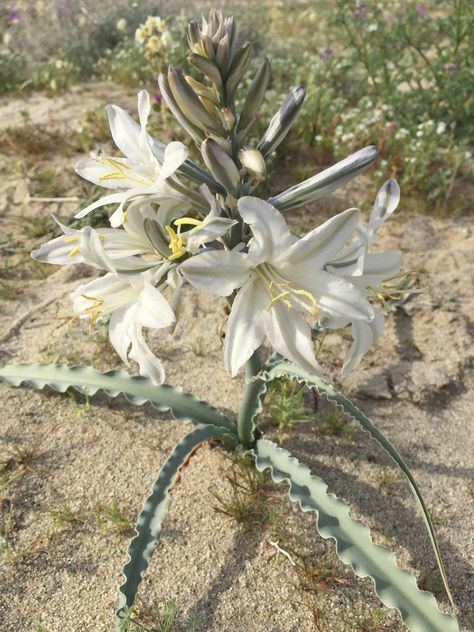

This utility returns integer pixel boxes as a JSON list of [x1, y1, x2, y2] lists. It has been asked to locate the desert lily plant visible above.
[[0, 9, 460, 631]]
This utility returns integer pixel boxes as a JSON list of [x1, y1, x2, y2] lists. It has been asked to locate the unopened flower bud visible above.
[[239, 148, 266, 181], [201, 139, 239, 196]]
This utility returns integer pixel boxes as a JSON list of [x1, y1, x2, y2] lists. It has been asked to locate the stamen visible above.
[[165, 225, 186, 260], [267, 291, 292, 310], [292, 288, 317, 307], [68, 247, 81, 257], [94, 156, 154, 186], [64, 236, 79, 244], [173, 217, 202, 228]]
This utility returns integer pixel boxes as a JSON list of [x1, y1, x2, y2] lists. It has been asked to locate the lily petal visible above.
[[342, 308, 385, 374], [224, 278, 268, 376], [180, 250, 250, 296], [348, 251, 401, 289], [237, 196, 293, 264], [109, 304, 135, 366], [186, 217, 237, 253], [74, 192, 126, 219], [128, 325, 166, 384], [75, 157, 138, 189], [283, 207, 359, 268], [266, 299, 322, 375], [159, 141, 189, 180], [107, 103, 146, 165], [137, 281, 176, 329], [295, 270, 374, 323]]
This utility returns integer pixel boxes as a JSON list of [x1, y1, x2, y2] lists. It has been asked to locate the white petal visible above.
[[284, 207, 359, 269], [31, 232, 83, 265], [295, 270, 374, 322], [75, 228, 113, 272], [108, 305, 135, 366], [224, 279, 267, 376], [159, 141, 189, 180], [137, 281, 176, 329], [266, 300, 322, 375], [128, 325, 166, 384], [156, 198, 191, 229], [74, 192, 125, 219], [107, 104, 145, 164], [369, 179, 400, 232], [186, 217, 236, 253], [180, 250, 250, 296], [137, 90, 151, 131], [75, 157, 136, 189], [342, 308, 385, 374], [349, 251, 401, 289], [237, 196, 293, 264]]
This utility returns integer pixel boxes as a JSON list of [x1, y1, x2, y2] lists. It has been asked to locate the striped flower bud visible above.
[[201, 139, 240, 196], [238, 58, 271, 133], [257, 86, 305, 157]]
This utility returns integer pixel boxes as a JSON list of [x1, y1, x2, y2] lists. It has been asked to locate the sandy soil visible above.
[[0, 85, 473, 632]]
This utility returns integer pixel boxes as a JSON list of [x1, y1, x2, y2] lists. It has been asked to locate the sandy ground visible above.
[[0, 86, 473, 632]]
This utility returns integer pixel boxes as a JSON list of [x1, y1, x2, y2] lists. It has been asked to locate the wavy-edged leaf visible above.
[[262, 360, 455, 609], [253, 439, 459, 632], [0, 363, 235, 432], [117, 424, 234, 628]]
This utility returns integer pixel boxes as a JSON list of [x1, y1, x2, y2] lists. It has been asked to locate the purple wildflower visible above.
[[416, 5, 428, 15], [6, 9, 21, 22], [354, 3, 367, 20]]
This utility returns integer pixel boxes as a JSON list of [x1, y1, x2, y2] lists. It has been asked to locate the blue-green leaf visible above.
[[262, 360, 455, 610], [0, 363, 235, 432], [253, 439, 459, 632], [116, 424, 234, 628]]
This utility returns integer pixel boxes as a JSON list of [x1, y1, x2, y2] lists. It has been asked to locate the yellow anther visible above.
[[80, 294, 104, 314], [173, 217, 202, 228], [64, 236, 79, 244], [292, 288, 317, 306], [267, 291, 292, 310], [95, 157, 154, 186], [165, 225, 186, 260], [68, 247, 81, 257]]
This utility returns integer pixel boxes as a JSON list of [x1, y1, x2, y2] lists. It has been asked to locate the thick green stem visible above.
[[236, 349, 264, 447]]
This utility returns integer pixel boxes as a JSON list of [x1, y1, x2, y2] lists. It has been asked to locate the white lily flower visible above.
[[181, 196, 373, 377], [32, 199, 191, 273], [75, 90, 189, 227], [324, 180, 402, 374], [71, 265, 175, 384]]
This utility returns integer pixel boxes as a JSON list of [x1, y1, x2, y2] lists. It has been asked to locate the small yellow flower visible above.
[[145, 16, 163, 31], [116, 18, 127, 32], [160, 30, 172, 47], [135, 26, 147, 44]]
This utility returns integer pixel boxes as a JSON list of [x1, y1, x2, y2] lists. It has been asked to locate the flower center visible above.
[[258, 265, 319, 316], [165, 217, 203, 261]]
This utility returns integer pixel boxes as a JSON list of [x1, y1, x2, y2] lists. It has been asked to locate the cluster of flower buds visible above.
[[32, 8, 403, 385]]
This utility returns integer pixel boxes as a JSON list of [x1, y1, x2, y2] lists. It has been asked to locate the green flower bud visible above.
[[237, 57, 271, 133], [201, 139, 240, 196], [225, 42, 253, 102]]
